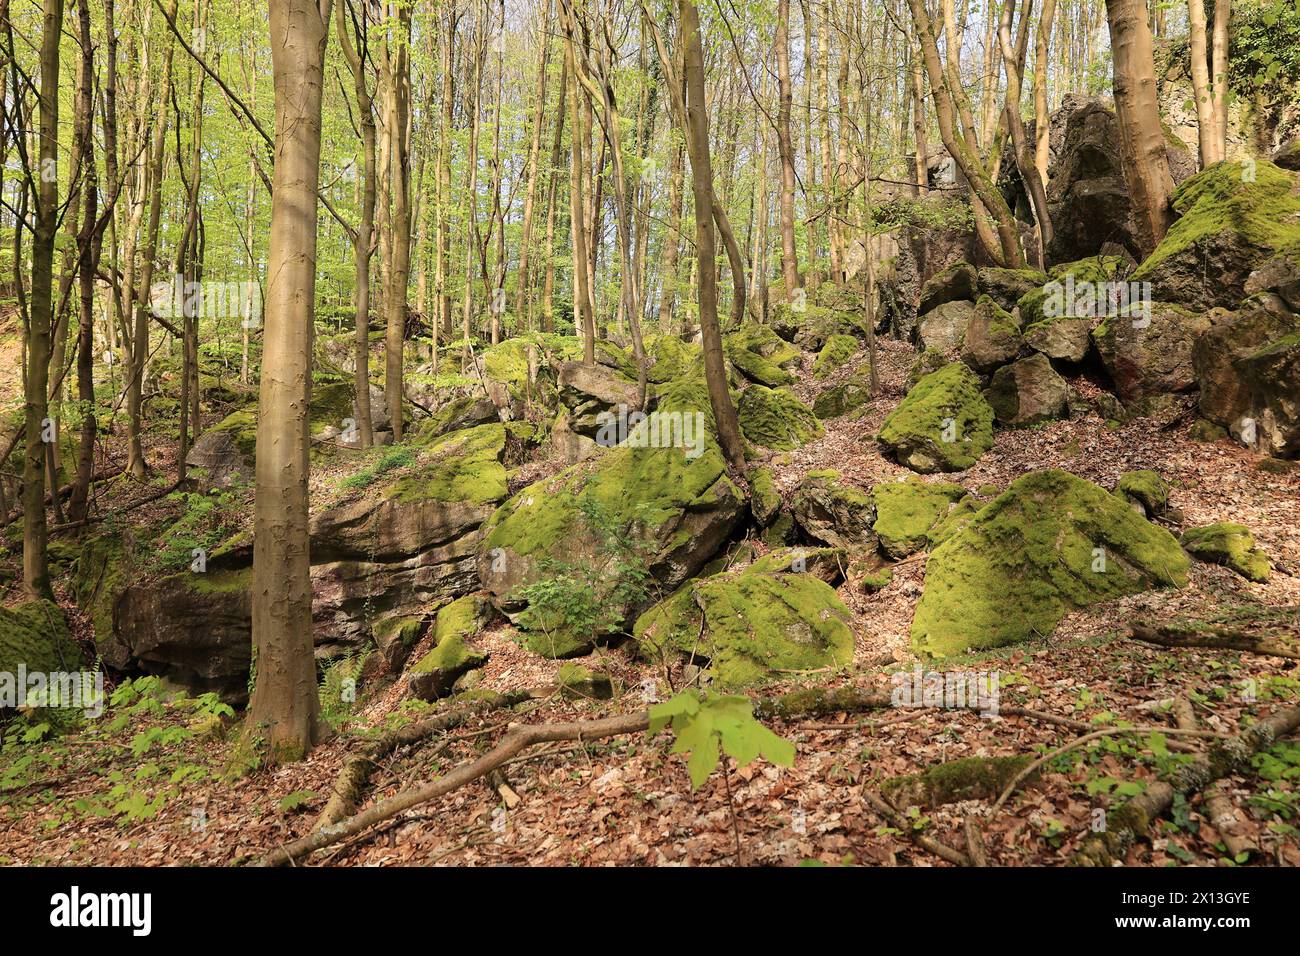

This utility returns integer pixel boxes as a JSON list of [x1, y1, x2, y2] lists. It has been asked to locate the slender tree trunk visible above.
[[775, 0, 801, 296], [1034, 0, 1057, 182], [1104, 0, 1174, 255], [246, 0, 333, 763], [382, 2, 411, 441], [680, 0, 745, 474], [514, 0, 553, 321], [22, 0, 65, 595]]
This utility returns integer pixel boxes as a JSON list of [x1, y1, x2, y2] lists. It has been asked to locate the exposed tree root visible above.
[[963, 815, 990, 867], [1072, 703, 1300, 866]]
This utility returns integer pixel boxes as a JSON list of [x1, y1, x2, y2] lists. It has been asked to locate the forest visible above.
[[0, 0, 1297, 882]]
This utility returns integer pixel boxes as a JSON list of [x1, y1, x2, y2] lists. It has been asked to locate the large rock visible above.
[[1132, 160, 1300, 310], [737, 385, 823, 450], [976, 267, 1048, 311], [878, 363, 995, 473], [911, 469, 1189, 657], [111, 424, 515, 696], [1042, 96, 1195, 265], [791, 469, 877, 549], [1092, 302, 1211, 402], [633, 564, 853, 687], [1181, 523, 1271, 583], [960, 296, 1023, 373], [984, 353, 1069, 425], [554, 360, 647, 438], [407, 595, 493, 700], [476, 373, 745, 652], [872, 478, 969, 559], [1193, 293, 1300, 456], [725, 324, 801, 387], [917, 299, 977, 353]]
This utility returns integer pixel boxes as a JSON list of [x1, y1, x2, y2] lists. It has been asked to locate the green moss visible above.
[[855, 565, 894, 593], [738, 385, 824, 450], [633, 567, 853, 687], [911, 469, 1190, 657], [1181, 523, 1271, 582], [71, 535, 132, 644], [881, 755, 1036, 807], [1134, 160, 1300, 282], [1116, 469, 1170, 513], [727, 344, 795, 387], [387, 423, 508, 505], [878, 363, 994, 473], [0, 600, 79, 680], [185, 566, 252, 596], [907, 348, 948, 387], [1017, 256, 1129, 326], [556, 662, 616, 700], [925, 494, 981, 548], [871, 477, 968, 558], [750, 466, 781, 526], [761, 511, 795, 547], [645, 334, 701, 384], [813, 375, 871, 419], [812, 333, 859, 378], [409, 596, 490, 698]]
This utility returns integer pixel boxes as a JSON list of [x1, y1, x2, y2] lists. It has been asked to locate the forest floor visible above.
[[2, 340, 1299, 866]]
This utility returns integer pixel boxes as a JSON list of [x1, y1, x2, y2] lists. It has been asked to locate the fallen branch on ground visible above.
[[1072, 702, 1300, 866], [863, 790, 970, 866], [1130, 620, 1300, 660]]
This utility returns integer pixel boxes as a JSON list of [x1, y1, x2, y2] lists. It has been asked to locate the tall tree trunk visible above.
[[1034, 0, 1058, 182], [998, 0, 1053, 264], [513, 0, 553, 321], [775, 0, 801, 296], [1104, 0, 1174, 255], [338, 0, 375, 447], [22, 0, 65, 595], [246, 0, 333, 763], [382, 1, 411, 441], [680, 0, 745, 474]]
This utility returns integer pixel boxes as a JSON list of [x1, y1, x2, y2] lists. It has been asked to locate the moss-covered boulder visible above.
[[983, 353, 1068, 426], [1133, 160, 1300, 310], [881, 755, 1035, 807], [748, 545, 848, 586], [871, 478, 969, 559], [878, 363, 995, 473], [0, 601, 80, 693], [1181, 523, 1271, 582], [1115, 470, 1170, 516], [725, 324, 801, 387], [738, 385, 823, 450], [372, 613, 430, 671], [812, 334, 859, 378], [1022, 313, 1093, 363], [477, 371, 745, 644], [790, 469, 876, 549], [911, 469, 1189, 657], [907, 347, 948, 387], [960, 295, 1024, 374], [1016, 256, 1129, 326], [417, 395, 500, 443], [408, 595, 492, 701], [1192, 294, 1300, 457], [813, 375, 871, 419], [1092, 302, 1211, 402], [633, 565, 853, 688], [771, 302, 863, 352]]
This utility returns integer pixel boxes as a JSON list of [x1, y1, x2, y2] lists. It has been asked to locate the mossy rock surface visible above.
[[71, 534, 134, 646], [0, 600, 79, 685], [871, 478, 968, 559], [960, 296, 1023, 374], [812, 334, 859, 379], [749, 467, 782, 527], [813, 375, 871, 419], [633, 566, 853, 688], [478, 364, 745, 638], [911, 469, 1189, 657], [790, 469, 877, 548], [727, 344, 795, 387], [906, 348, 948, 387], [1133, 160, 1300, 309], [738, 385, 823, 451], [1116, 469, 1170, 514], [1181, 523, 1271, 582], [976, 267, 1048, 311], [725, 324, 801, 388], [408, 595, 492, 700], [919, 262, 978, 314], [1016, 256, 1129, 327], [878, 363, 994, 473], [556, 663, 616, 700]]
